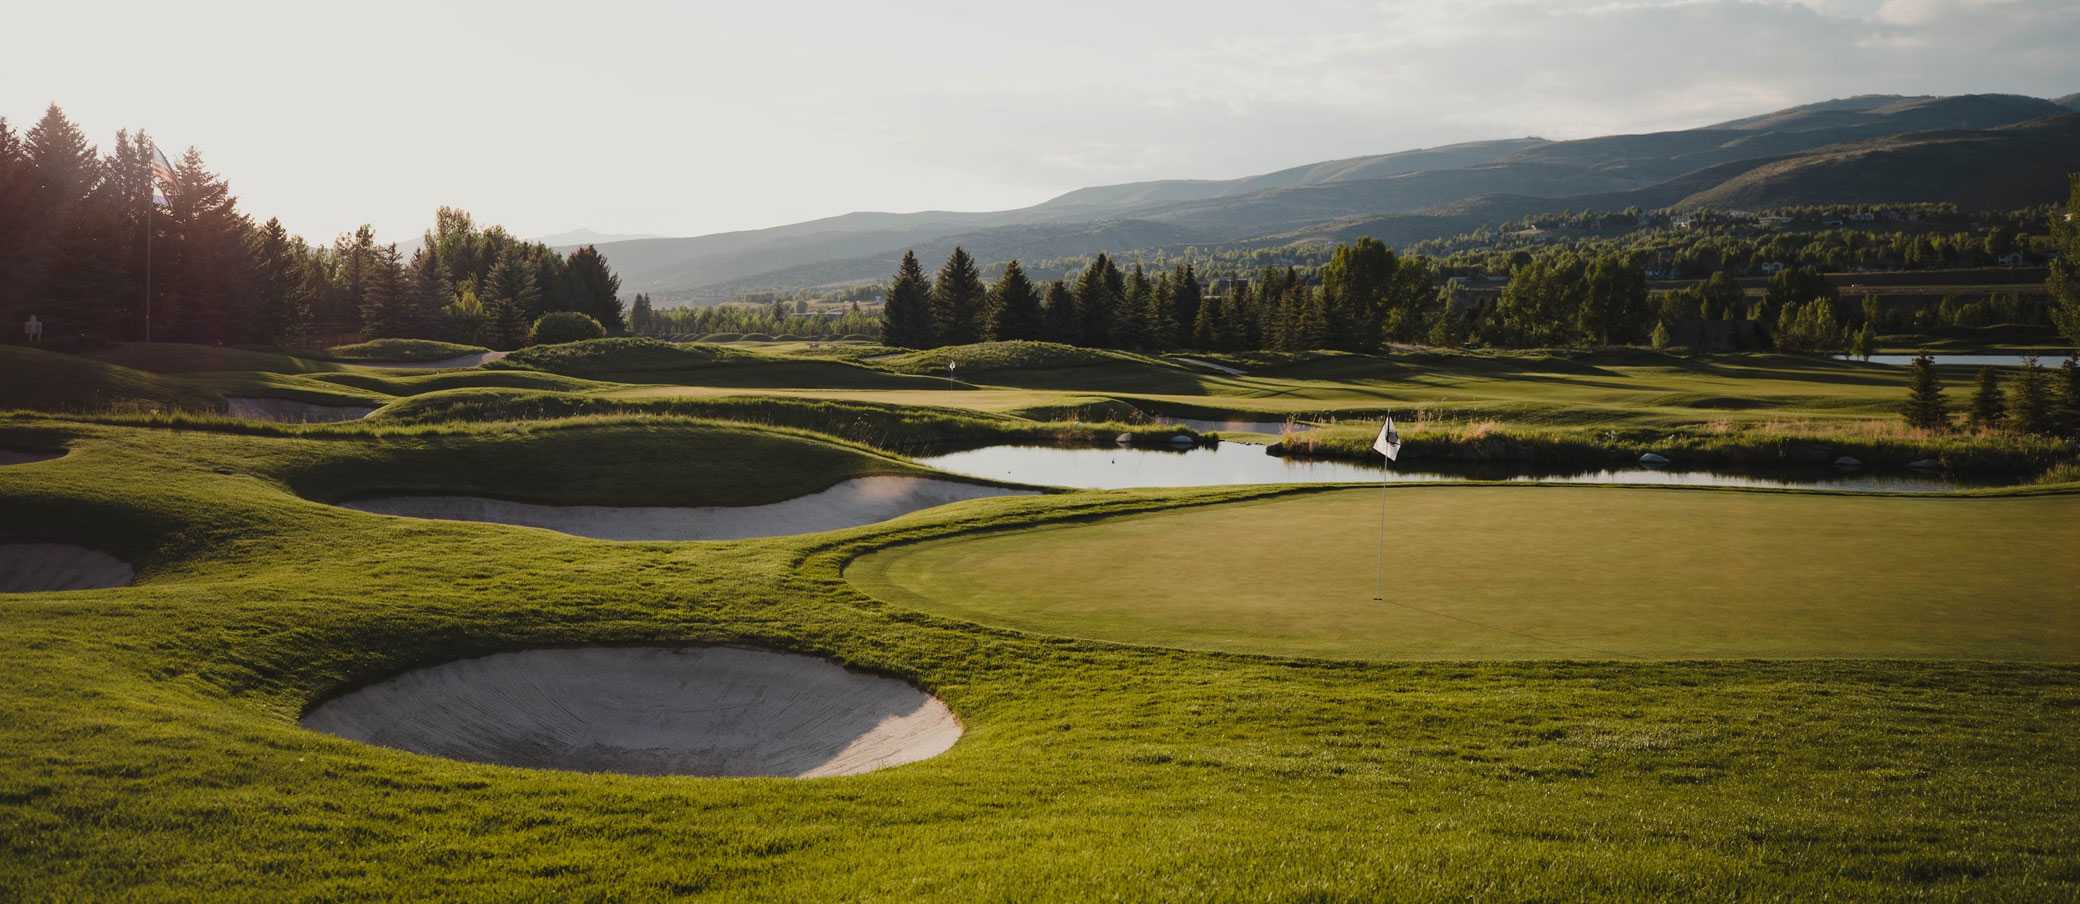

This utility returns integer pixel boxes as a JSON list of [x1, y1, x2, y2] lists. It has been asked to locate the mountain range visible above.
[[588, 93, 2080, 301]]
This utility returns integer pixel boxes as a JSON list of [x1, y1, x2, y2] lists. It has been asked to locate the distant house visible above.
[[1758, 216, 1791, 229], [1672, 216, 1696, 230]]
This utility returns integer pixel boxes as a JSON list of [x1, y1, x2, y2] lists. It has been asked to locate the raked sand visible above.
[[301, 647, 962, 777], [0, 449, 64, 466], [225, 397, 378, 423], [0, 544, 134, 593], [340, 475, 1034, 540]]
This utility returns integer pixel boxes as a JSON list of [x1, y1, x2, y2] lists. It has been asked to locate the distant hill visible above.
[[538, 228, 662, 248], [2056, 93, 2080, 111], [598, 93, 2080, 299], [1676, 115, 2080, 210]]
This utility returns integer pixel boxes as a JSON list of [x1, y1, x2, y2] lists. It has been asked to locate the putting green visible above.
[[849, 486, 2080, 660]]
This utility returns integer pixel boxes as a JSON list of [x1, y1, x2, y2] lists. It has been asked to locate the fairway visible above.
[[850, 486, 2080, 660]]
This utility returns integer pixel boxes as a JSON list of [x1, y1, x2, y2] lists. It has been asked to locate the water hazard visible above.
[[915, 443, 2001, 493]]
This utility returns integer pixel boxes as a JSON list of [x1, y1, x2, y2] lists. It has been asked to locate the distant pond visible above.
[[1841, 353, 2075, 367], [914, 443, 2006, 493]]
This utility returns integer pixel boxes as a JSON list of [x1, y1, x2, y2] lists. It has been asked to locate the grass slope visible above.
[[850, 486, 2080, 660], [324, 338, 490, 362], [0, 424, 2075, 898]]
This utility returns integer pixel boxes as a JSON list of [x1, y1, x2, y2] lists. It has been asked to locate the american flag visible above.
[[149, 146, 176, 207]]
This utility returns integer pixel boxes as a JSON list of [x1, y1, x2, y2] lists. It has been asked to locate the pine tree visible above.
[[630, 293, 655, 336], [1112, 264, 1153, 350], [879, 251, 934, 348], [1169, 263, 1202, 340], [2008, 356, 2054, 435], [1191, 293, 1222, 349], [359, 244, 406, 339], [1042, 280, 1078, 345], [2058, 355, 2080, 437], [485, 246, 540, 328], [405, 246, 453, 339], [563, 245, 624, 333], [984, 260, 1042, 341], [1968, 367, 2006, 431], [1072, 255, 1120, 347], [929, 247, 985, 346], [2049, 175, 2080, 346], [1145, 271, 1180, 349], [1900, 353, 1949, 431]]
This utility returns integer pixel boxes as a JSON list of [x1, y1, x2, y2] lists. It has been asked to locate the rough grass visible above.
[[849, 485, 2080, 660], [0, 419, 2075, 898]]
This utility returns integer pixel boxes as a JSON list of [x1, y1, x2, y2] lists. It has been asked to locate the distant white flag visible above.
[[1372, 417, 1401, 461], [149, 146, 176, 208]]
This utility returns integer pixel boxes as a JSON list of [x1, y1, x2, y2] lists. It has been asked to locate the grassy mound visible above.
[[277, 419, 924, 508], [490, 337, 952, 389], [85, 342, 339, 374], [0, 346, 219, 413], [323, 339, 490, 363], [878, 341, 1160, 375], [371, 388, 1196, 452]]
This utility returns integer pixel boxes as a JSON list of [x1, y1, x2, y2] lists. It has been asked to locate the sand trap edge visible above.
[[299, 645, 963, 778], [0, 543, 136, 593]]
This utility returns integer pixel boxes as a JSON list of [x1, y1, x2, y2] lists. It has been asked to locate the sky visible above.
[[5, 0, 2076, 245]]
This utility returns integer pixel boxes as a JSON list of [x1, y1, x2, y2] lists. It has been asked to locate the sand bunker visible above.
[[0, 449, 64, 466], [340, 475, 1033, 540], [361, 350, 509, 370], [226, 397, 378, 423], [301, 647, 961, 777], [0, 544, 134, 592]]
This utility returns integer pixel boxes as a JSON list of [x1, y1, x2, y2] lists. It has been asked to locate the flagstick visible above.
[[144, 193, 152, 344], [1375, 470, 1387, 602]]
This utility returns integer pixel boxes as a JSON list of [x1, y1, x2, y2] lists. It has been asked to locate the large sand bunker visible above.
[[226, 397, 378, 423], [0, 449, 64, 466], [340, 475, 1033, 540], [0, 544, 134, 592], [301, 647, 961, 777]]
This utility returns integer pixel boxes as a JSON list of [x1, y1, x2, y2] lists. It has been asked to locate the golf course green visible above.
[[849, 486, 2080, 660], [2, 337, 2079, 898]]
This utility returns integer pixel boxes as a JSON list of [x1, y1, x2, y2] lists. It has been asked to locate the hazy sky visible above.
[[6, 0, 2075, 244]]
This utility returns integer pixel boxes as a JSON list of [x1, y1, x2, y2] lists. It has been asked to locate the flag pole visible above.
[[144, 187, 152, 344], [1374, 468, 1387, 601]]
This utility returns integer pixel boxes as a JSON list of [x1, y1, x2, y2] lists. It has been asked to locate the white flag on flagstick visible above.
[[1372, 417, 1401, 461]]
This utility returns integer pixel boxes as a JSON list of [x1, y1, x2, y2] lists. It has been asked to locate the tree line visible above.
[[0, 104, 625, 351]]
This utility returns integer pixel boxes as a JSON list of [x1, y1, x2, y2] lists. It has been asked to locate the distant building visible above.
[[1758, 216, 1791, 229]]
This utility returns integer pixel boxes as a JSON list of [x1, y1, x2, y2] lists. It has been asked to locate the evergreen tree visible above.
[[1968, 367, 2006, 431], [2058, 355, 2080, 437], [1699, 270, 1743, 321], [878, 251, 934, 348], [1113, 264, 1153, 349], [1169, 263, 1202, 341], [485, 246, 541, 329], [1072, 255, 1121, 347], [359, 244, 406, 339], [984, 260, 1043, 341], [929, 247, 985, 346], [1191, 293, 1222, 349], [405, 246, 453, 339], [2049, 175, 2080, 346], [1144, 270, 1180, 349], [1900, 353, 1949, 431], [1041, 280, 1078, 345], [2008, 356, 2054, 435], [630, 293, 655, 335], [249, 217, 306, 344], [563, 245, 624, 333]]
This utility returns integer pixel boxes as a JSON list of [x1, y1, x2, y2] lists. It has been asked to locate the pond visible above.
[[1841, 353, 2075, 367], [1146, 415, 1312, 437], [914, 444, 2004, 493]]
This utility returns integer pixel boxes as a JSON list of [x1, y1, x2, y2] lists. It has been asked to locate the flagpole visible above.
[[1374, 470, 1387, 602], [144, 190, 152, 344]]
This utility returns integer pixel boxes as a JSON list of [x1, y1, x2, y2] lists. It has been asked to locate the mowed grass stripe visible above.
[[849, 486, 2080, 661]]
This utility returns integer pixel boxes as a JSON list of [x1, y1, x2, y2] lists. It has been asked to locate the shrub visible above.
[[530, 312, 606, 346]]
